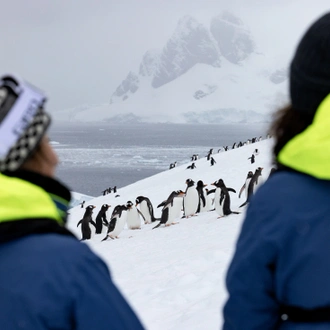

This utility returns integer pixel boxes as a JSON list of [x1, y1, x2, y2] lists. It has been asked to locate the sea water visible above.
[[49, 122, 268, 196]]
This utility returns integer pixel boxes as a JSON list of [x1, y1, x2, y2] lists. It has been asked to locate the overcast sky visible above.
[[0, 0, 329, 112]]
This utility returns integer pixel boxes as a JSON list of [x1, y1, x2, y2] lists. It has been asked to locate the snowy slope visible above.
[[66, 137, 274, 329]]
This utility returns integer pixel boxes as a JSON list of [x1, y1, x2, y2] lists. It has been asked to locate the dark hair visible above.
[[269, 104, 314, 165]]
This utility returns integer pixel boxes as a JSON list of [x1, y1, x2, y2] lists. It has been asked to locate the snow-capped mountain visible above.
[[55, 12, 288, 124]]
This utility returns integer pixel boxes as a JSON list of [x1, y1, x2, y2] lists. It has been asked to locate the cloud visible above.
[[0, 0, 328, 111]]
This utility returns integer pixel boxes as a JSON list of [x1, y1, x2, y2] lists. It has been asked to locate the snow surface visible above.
[[66, 137, 274, 329]]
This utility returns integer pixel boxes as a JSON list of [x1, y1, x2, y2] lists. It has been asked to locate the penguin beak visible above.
[[203, 184, 207, 187]]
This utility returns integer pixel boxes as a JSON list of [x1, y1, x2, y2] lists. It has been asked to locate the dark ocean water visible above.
[[49, 122, 268, 196]]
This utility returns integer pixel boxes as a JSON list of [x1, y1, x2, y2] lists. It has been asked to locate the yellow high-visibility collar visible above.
[[278, 93, 330, 179]]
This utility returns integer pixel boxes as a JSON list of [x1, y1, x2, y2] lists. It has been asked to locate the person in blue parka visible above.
[[0, 74, 145, 330], [223, 12, 330, 329]]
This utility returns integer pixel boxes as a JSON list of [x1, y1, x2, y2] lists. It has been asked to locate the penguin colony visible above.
[[76, 135, 272, 241]]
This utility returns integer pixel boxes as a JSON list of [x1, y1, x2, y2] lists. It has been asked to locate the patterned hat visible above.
[[0, 74, 51, 172]]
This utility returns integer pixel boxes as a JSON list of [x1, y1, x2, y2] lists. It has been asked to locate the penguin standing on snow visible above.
[[239, 167, 264, 208], [183, 179, 199, 218], [196, 180, 208, 213], [153, 190, 185, 229], [212, 179, 239, 218], [205, 188, 216, 211], [95, 204, 110, 234], [101, 204, 128, 241], [135, 196, 159, 224], [238, 171, 254, 200], [77, 205, 96, 240], [126, 200, 142, 230]]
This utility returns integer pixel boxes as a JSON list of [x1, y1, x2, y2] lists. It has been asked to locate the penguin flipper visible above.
[[239, 200, 248, 208], [152, 222, 162, 230], [157, 201, 166, 208], [228, 188, 236, 193], [90, 220, 97, 228], [238, 184, 245, 198], [137, 208, 146, 223], [77, 220, 82, 227], [101, 235, 109, 241]]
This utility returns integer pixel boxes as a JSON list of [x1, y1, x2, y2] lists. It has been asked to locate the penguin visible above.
[[183, 178, 199, 218], [186, 162, 196, 170], [126, 200, 142, 230], [95, 204, 110, 234], [135, 196, 159, 224], [196, 180, 208, 213], [153, 190, 185, 229], [77, 205, 97, 240], [239, 167, 263, 208], [79, 200, 85, 208], [248, 154, 255, 164], [210, 157, 216, 166], [101, 204, 128, 241], [238, 171, 253, 199], [169, 161, 177, 169], [211, 179, 239, 218]]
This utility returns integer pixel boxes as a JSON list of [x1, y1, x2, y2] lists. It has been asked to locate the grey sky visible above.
[[0, 0, 329, 112]]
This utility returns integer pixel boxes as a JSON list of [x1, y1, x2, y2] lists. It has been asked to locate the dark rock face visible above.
[[110, 71, 139, 103], [151, 16, 221, 88]]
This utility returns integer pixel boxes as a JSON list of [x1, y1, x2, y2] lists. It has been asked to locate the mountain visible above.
[[55, 12, 288, 124], [66, 137, 274, 329]]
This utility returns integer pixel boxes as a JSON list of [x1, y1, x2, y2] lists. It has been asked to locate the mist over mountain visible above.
[[56, 11, 288, 124]]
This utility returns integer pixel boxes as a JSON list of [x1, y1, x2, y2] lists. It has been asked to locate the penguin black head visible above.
[[197, 180, 207, 188], [84, 205, 96, 215], [247, 171, 253, 178], [102, 204, 110, 210], [186, 178, 195, 186], [126, 201, 134, 209], [135, 196, 145, 206]]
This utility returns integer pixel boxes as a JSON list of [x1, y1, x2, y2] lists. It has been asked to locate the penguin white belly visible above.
[[140, 201, 151, 224], [109, 213, 127, 238], [184, 188, 199, 216], [254, 176, 264, 193], [126, 208, 141, 229], [167, 198, 183, 224], [204, 194, 212, 212], [214, 188, 224, 217]]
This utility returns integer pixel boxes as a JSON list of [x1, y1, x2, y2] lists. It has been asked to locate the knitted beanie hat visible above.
[[0, 74, 51, 172], [290, 12, 330, 115]]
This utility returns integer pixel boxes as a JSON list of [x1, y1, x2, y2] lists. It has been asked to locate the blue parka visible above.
[[223, 94, 330, 329], [223, 170, 330, 329], [0, 170, 145, 330]]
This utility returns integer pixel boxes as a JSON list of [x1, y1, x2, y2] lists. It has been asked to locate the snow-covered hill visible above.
[[55, 11, 288, 125], [66, 137, 274, 329]]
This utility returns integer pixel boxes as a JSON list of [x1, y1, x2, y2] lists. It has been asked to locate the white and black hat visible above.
[[0, 74, 51, 172]]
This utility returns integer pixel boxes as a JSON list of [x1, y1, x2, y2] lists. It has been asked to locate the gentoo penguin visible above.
[[238, 171, 253, 199], [183, 178, 199, 218], [210, 157, 216, 166], [95, 204, 110, 234], [186, 162, 196, 169], [248, 154, 255, 164], [135, 196, 159, 224], [196, 180, 208, 213], [79, 200, 85, 208], [126, 200, 142, 230], [169, 161, 177, 169], [239, 167, 263, 208], [77, 205, 96, 240], [212, 179, 239, 218], [153, 190, 185, 229], [101, 204, 128, 241]]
